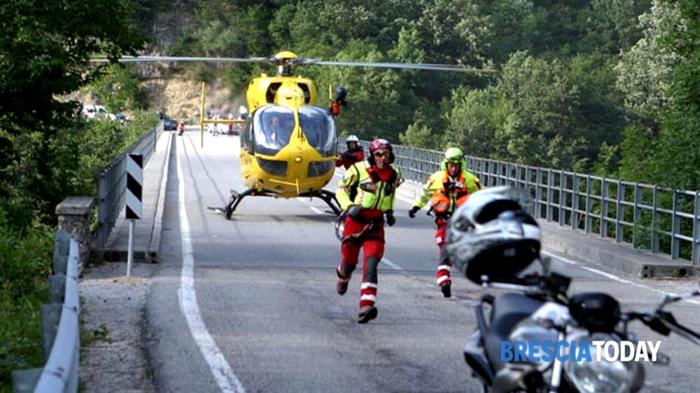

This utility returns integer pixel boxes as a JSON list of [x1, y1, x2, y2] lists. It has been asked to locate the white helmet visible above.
[[445, 186, 541, 284], [346, 134, 360, 143]]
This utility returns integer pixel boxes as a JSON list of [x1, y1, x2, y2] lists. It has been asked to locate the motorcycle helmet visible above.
[[368, 138, 394, 164], [445, 186, 541, 284], [346, 134, 360, 143]]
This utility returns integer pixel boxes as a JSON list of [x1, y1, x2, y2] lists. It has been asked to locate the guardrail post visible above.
[[616, 180, 624, 243], [693, 192, 699, 265], [40, 304, 62, 362], [671, 190, 680, 259], [601, 178, 609, 238], [558, 172, 565, 226], [546, 170, 554, 222], [633, 184, 641, 248], [535, 168, 543, 219], [56, 196, 95, 275], [12, 368, 43, 393], [652, 186, 660, 254], [585, 176, 592, 234], [97, 171, 108, 249], [572, 174, 579, 230]]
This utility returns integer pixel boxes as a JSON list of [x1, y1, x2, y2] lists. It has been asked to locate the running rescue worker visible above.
[[335, 138, 403, 323], [335, 134, 365, 169], [408, 147, 480, 298]]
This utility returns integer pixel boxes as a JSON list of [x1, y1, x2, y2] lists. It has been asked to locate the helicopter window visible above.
[[254, 106, 295, 155], [298, 106, 336, 157], [297, 83, 311, 104], [241, 118, 253, 151], [266, 83, 282, 103]]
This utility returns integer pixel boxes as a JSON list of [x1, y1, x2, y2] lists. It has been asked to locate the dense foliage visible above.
[[158, 0, 699, 190], [0, 1, 149, 388]]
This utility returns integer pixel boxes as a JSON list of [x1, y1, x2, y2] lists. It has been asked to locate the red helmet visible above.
[[368, 138, 394, 164]]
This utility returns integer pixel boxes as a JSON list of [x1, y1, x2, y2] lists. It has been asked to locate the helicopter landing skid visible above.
[[299, 190, 342, 216], [208, 189, 341, 219], [223, 189, 277, 219], [207, 189, 271, 220]]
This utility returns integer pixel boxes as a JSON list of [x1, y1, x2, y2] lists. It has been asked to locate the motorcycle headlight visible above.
[[563, 334, 644, 393], [508, 323, 559, 371], [564, 358, 631, 393]]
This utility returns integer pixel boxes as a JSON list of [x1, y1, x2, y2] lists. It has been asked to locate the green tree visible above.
[[655, 0, 700, 189], [89, 64, 148, 112], [496, 52, 587, 168], [582, 0, 651, 54], [0, 0, 145, 223], [400, 108, 441, 149], [442, 87, 499, 158], [615, 0, 680, 124]]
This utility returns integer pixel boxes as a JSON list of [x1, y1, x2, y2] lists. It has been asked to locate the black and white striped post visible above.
[[126, 154, 143, 277]]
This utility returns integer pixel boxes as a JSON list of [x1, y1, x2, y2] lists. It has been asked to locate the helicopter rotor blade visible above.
[[300, 59, 495, 74], [90, 55, 270, 64], [89, 54, 496, 73]]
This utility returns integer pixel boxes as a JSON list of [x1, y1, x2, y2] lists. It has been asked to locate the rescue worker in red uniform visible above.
[[335, 135, 365, 169], [335, 139, 402, 323], [408, 147, 480, 298]]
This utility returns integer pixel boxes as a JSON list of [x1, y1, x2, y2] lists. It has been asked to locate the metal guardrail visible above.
[[12, 230, 80, 393], [95, 121, 163, 248], [339, 138, 700, 264]]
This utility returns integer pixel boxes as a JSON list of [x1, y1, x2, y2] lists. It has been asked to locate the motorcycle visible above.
[[463, 259, 700, 393]]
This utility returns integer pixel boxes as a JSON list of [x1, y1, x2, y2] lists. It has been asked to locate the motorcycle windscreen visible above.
[[298, 106, 336, 157], [253, 106, 295, 155]]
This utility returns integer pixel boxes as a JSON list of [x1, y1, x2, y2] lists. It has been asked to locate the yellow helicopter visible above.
[[214, 51, 346, 218], [93, 51, 492, 218]]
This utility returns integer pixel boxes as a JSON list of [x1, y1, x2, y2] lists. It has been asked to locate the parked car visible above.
[[163, 116, 178, 130], [82, 104, 108, 120], [106, 112, 127, 124]]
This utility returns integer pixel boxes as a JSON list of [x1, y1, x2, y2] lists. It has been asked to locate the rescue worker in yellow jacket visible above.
[[409, 147, 480, 298], [335, 138, 403, 323]]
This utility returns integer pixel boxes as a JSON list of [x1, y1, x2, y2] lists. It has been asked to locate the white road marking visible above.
[[176, 139, 246, 393], [543, 251, 700, 306], [382, 257, 403, 271]]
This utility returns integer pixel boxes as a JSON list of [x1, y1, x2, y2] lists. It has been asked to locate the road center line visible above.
[[176, 138, 246, 393]]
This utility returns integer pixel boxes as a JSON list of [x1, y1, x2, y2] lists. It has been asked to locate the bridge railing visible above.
[[94, 121, 163, 248], [339, 138, 700, 265]]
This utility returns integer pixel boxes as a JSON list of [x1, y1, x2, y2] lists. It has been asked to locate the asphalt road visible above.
[[146, 131, 700, 393]]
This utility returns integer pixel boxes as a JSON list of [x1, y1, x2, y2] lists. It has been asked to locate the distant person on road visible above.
[[177, 121, 185, 136], [335, 134, 364, 169], [408, 147, 480, 298], [335, 139, 402, 324]]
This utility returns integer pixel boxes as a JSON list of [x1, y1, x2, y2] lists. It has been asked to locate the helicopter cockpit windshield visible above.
[[299, 106, 336, 157], [254, 106, 295, 155]]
